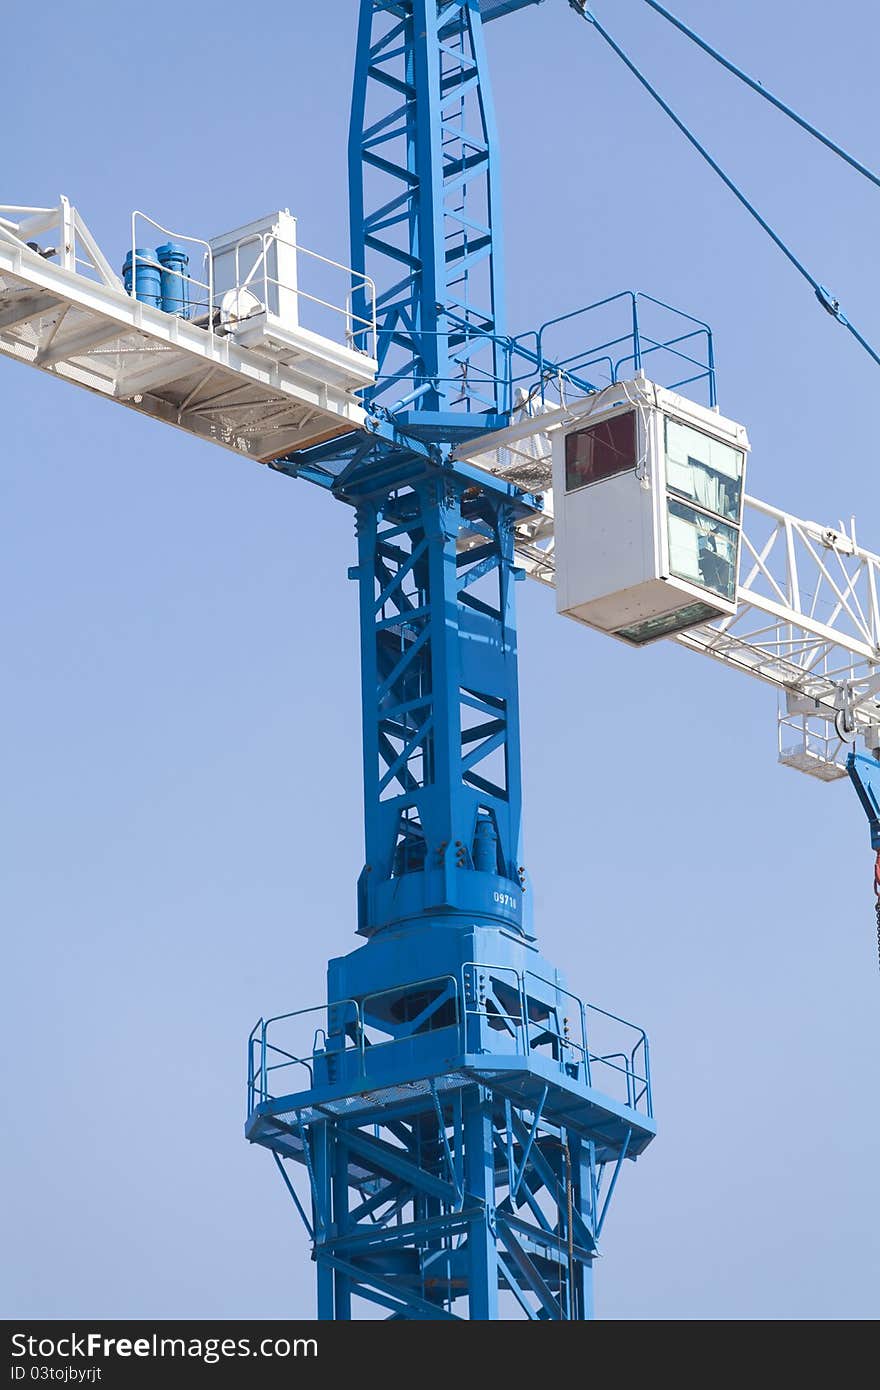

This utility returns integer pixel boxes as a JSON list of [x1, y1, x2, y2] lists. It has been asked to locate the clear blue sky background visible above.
[[2, 0, 879, 1320]]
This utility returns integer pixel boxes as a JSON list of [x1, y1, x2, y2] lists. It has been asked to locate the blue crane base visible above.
[[247, 922, 654, 1320]]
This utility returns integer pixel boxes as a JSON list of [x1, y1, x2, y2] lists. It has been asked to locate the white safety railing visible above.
[[130, 210, 214, 323], [3, 197, 377, 369], [221, 228, 377, 358], [124, 212, 377, 360]]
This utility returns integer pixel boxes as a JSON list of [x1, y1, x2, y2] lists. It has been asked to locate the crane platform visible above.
[[0, 199, 376, 465], [247, 957, 654, 1172], [247, 1052, 655, 1171]]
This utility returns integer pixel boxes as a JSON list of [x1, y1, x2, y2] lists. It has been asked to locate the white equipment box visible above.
[[207, 210, 373, 393], [210, 210, 299, 330], [552, 379, 750, 644]]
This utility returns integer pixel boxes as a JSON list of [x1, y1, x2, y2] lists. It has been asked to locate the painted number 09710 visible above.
[[493, 891, 518, 911]]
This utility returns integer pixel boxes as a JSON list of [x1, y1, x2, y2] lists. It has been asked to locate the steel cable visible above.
[[570, 5, 880, 371]]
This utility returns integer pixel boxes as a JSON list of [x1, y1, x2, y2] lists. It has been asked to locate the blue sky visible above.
[[2, 0, 879, 1319]]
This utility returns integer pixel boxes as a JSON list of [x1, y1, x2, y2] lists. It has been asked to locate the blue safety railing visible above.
[[247, 998, 362, 1112], [461, 964, 652, 1118], [248, 968, 652, 1120], [506, 291, 716, 411], [371, 289, 716, 419]]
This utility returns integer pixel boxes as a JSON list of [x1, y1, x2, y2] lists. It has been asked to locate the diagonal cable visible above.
[[639, 0, 880, 190], [569, 3, 880, 370]]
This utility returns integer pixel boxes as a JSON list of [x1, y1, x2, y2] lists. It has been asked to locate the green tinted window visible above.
[[665, 419, 744, 523], [667, 498, 738, 602]]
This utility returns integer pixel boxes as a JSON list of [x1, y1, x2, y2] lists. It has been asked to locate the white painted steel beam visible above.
[[0, 292, 62, 331], [37, 321, 129, 368]]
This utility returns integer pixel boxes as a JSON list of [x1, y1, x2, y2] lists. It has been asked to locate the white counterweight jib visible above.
[[0, 199, 377, 465]]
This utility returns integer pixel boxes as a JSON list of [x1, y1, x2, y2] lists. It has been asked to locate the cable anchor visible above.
[[816, 285, 845, 323]]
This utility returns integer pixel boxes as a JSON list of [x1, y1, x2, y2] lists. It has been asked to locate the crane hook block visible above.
[[846, 751, 880, 850]]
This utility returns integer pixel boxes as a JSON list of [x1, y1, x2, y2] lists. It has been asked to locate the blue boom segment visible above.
[[349, 0, 510, 433]]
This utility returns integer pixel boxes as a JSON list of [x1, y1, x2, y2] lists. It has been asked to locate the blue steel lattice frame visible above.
[[347, 464, 528, 937], [349, 1, 515, 423], [247, 958, 655, 1320], [256, 1087, 606, 1322]]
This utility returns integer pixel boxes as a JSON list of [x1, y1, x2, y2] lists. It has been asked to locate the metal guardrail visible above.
[[3, 202, 698, 416], [370, 288, 715, 415], [461, 963, 652, 1117], [224, 230, 378, 359], [130, 211, 213, 319], [128, 210, 378, 359], [248, 966, 652, 1120], [248, 999, 362, 1111], [0, 198, 123, 290], [506, 290, 715, 411], [247, 977, 460, 1113]]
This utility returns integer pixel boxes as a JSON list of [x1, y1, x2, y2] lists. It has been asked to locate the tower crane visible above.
[[2, 0, 878, 1320]]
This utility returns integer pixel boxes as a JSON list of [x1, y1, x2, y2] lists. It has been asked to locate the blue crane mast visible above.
[[245, 0, 655, 1321]]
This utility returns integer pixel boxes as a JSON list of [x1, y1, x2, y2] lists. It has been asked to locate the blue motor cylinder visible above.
[[156, 241, 190, 317], [122, 247, 162, 308], [473, 816, 499, 874]]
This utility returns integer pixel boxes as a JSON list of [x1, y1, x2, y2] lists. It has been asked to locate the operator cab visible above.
[[552, 377, 750, 644]]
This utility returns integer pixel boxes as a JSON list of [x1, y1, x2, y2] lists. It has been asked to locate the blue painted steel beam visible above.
[[847, 751, 880, 850]]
